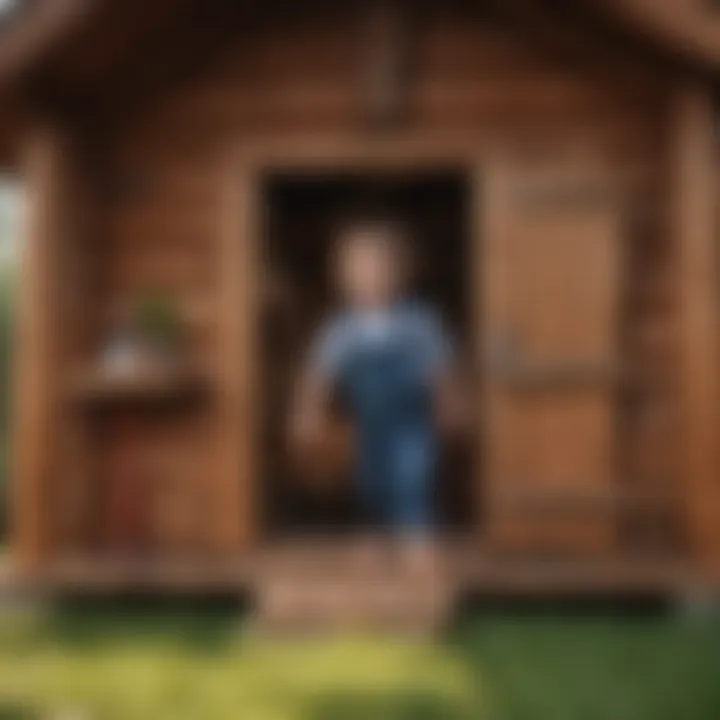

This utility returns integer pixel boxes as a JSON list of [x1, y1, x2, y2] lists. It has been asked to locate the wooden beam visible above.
[[673, 83, 720, 577], [493, 0, 672, 92], [359, 0, 411, 129], [91, 0, 253, 134], [0, 0, 92, 90], [587, 0, 720, 71], [215, 164, 258, 553], [11, 121, 71, 573]]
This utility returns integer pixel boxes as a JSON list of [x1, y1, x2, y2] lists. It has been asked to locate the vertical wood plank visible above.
[[215, 163, 257, 552], [54, 143, 96, 556], [11, 122, 69, 573], [480, 161, 512, 545], [360, 0, 410, 128], [471, 168, 484, 535], [673, 84, 720, 575], [481, 160, 622, 556]]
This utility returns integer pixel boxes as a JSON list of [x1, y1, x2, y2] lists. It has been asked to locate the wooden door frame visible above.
[[221, 134, 489, 549]]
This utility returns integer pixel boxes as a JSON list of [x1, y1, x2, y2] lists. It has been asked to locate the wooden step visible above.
[[251, 545, 458, 635]]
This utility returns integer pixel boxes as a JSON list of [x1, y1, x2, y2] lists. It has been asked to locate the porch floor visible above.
[[6, 539, 692, 597]]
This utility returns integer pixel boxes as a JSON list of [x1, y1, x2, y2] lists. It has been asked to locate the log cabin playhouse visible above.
[[3, 0, 720, 622]]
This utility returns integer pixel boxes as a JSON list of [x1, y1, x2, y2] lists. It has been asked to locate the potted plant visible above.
[[132, 289, 185, 372]]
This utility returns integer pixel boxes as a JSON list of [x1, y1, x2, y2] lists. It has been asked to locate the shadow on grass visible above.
[[3, 595, 720, 720], [0, 703, 40, 720], [28, 594, 248, 655]]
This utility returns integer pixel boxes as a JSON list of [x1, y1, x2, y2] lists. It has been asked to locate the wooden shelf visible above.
[[67, 366, 208, 408]]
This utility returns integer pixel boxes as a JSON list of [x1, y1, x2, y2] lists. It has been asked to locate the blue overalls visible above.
[[337, 326, 437, 533]]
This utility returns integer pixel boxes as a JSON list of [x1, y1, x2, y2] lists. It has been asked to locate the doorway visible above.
[[259, 171, 476, 537]]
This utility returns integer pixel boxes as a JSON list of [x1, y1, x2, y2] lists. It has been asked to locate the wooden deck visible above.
[[0, 541, 701, 633], [1, 541, 695, 598]]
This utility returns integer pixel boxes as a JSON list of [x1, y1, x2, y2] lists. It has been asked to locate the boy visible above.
[[290, 217, 460, 571]]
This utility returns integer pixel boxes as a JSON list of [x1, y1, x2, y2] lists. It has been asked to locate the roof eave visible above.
[[0, 0, 94, 91], [586, 0, 720, 73]]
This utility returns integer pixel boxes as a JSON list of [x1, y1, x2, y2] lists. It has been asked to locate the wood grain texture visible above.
[[589, 0, 720, 70], [11, 121, 70, 571], [99, 6, 669, 559], [215, 165, 257, 552], [13, 2, 692, 570], [0, 0, 91, 88], [481, 160, 623, 556], [672, 84, 720, 574]]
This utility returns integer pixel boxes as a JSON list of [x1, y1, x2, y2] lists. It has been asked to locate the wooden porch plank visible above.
[[8, 542, 690, 597]]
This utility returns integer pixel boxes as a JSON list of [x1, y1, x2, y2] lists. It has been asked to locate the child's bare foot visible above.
[[353, 534, 387, 571], [397, 536, 437, 577]]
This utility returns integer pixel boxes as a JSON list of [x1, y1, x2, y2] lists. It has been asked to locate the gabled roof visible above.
[[0, 0, 717, 165], [0, 0, 194, 164], [2, 0, 720, 98], [0, 0, 92, 90], [1, 0, 720, 88], [1, 0, 719, 105], [589, 0, 720, 71], [0, 0, 200, 93]]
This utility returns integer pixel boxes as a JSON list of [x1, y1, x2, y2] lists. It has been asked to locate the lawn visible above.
[[0, 599, 718, 720]]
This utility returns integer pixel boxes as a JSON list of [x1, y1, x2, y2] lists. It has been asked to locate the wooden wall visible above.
[[12, 118, 100, 570], [673, 86, 720, 573], [45, 2, 684, 559]]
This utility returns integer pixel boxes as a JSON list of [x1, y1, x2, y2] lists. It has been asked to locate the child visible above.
[[290, 217, 460, 571]]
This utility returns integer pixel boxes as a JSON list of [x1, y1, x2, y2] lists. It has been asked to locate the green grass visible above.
[[0, 600, 718, 720], [454, 610, 720, 720]]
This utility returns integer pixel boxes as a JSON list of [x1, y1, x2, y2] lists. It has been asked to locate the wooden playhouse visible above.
[[2, 0, 720, 603]]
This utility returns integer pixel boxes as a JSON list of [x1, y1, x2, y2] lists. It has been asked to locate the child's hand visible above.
[[288, 405, 324, 450], [288, 370, 330, 451]]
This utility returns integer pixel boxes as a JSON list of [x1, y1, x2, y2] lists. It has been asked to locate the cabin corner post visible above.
[[11, 121, 70, 573], [216, 161, 257, 553], [673, 83, 720, 577]]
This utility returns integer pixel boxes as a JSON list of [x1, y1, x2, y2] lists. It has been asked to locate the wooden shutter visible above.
[[481, 162, 623, 556]]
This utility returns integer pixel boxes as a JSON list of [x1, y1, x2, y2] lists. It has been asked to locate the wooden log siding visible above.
[[18, 2, 676, 554], [673, 84, 720, 574], [0, 0, 711, 590], [85, 6, 678, 558]]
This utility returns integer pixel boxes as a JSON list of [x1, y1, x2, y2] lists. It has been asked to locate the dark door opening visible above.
[[260, 171, 475, 537]]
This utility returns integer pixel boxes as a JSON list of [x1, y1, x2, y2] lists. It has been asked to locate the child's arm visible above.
[[288, 317, 348, 448], [289, 364, 331, 448]]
